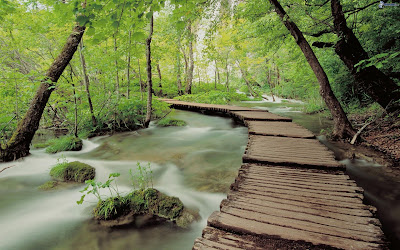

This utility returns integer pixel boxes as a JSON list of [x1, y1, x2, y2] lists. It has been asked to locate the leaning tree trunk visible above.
[[176, 32, 183, 95], [144, 14, 154, 128], [0, 25, 85, 162], [269, 0, 355, 139], [331, 0, 400, 112], [79, 41, 97, 128], [185, 21, 194, 95]]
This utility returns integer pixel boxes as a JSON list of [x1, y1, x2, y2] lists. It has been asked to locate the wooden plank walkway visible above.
[[160, 99, 387, 249]]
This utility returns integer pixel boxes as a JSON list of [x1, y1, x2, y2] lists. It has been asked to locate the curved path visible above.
[[161, 99, 387, 249]]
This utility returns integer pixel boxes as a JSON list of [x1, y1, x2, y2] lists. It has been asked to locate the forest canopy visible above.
[[0, 0, 399, 161]]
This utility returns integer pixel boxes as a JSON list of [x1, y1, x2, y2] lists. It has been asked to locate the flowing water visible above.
[[1, 98, 399, 249], [0, 110, 247, 250]]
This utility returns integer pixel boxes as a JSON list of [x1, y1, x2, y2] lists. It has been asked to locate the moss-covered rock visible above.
[[94, 188, 199, 228], [50, 161, 95, 183], [38, 180, 60, 190], [157, 118, 187, 127]]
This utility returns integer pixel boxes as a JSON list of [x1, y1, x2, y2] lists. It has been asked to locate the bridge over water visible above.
[[161, 99, 386, 249]]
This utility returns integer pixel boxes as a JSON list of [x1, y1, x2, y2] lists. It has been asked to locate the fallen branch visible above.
[[0, 165, 16, 174], [350, 122, 372, 145]]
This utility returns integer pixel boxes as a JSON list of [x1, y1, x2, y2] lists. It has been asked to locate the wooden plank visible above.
[[208, 212, 383, 250], [227, 193, 376, 221], [223, 200, 382, 236], [231, 111, 292, 122], [246, 120, 315, 138], [244, 135, 343, 169]]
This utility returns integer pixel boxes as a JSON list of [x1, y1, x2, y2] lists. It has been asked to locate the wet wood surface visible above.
[[160, 99, 387, 249]]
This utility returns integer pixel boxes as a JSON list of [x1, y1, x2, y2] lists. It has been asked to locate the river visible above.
[[0, 99, 399, 249]]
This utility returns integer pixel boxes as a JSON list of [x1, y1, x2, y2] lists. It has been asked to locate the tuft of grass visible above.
[[45, 136, 83, 154], [50, 161, 95, 183], [38, 180, 60, 191], [157, 118, 187, 127], [33, 142, 52, 149]]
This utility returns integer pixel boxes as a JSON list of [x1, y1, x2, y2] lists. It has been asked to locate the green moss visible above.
[[33, 142, 52, 149], [157, 118, 187, 127], [93, 188, 196, 227], [158, 194, 184, 220], [50, 161, 95, 183], [45, 136, 83, 154], [38, 180, 59, 190]]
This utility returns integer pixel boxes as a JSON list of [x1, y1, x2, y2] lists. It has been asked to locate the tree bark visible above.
[[127, 30, 132, 99], [185, 21, 194, 94], [225, 58, 229, 91], [79, 41, 97, 128], [177, 32, 183, 95], [0, 25, 85, 162], [269, 0, 355, 139], [331, 0, 400, 112], [156, 63, 163, 96], [144, 14, 154, 128]]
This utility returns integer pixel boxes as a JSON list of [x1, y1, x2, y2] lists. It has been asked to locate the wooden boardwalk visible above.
[[161, 99, 387, 249]]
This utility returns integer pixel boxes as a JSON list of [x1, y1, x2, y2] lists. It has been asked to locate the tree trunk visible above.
[[156, 63, 163, 96], [138, 59, 144, 99], [127, 30, 132, 99], [79, 41, 97, 128], [113, 36, 119, 97], [225, 58, 229, 91], [238, 61, 257, 97], [144, 14, 154, 128], [177, 33, 183, 95], [0, 25, 85, 162], [185, 22, 194, 95], [269, 0, 355, 139], [331, 0, 400, 112]]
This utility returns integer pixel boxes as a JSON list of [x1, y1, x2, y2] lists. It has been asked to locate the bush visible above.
[[44, 136, 83, 154], [50, 161, 95, 183], [157, 118, 187, 127]]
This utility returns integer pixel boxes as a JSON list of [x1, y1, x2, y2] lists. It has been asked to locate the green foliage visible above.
[[45, 136, 83, 154], [157, 118, 187, 127], [175, 91, 249, 104], [129, 162, 153, 190], [50, 159, 95, 183]]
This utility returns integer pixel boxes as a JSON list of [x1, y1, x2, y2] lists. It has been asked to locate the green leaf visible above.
[[132, 32, 146, 41], [76, 15, 89, 26], [112, 21, 120, 29], [146, 11, 153, 20], [86, 26, 95, 36]]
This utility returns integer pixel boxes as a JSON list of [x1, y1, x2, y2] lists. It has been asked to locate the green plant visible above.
[[77, 172, 121, 205], [129, 162, 153, 190], [45, 136, 83, 154], [157, 118, 187, 127]]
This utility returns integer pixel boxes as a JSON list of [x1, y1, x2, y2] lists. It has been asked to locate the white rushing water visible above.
[[0, 110, 246, 250]]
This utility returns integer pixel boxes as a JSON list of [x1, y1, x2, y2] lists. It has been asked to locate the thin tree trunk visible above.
[[269, 0, 355, 139], [185, 21, 194, 94], [214, 68, 217, 89], [177, 32, 183, 95], [72, 82, 78, 137], [0, 25, 85, 162], [127, 30, 132, 99], [238, 62, 257, 97], [156, 63, 162, 96], [144, 14, 154, 128], [225, 58, 229, 91], [216, 61, 221, 85], [114, 36, 119, 97], [79, 41, 97, 128], [138, 59, 144, 99]]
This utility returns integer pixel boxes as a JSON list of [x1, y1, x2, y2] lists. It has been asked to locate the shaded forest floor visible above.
[[334, 112, 400, 176]]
